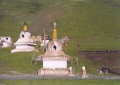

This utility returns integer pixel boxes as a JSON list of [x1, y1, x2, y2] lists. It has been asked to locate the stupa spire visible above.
[[23, 22, 28, 31], [52, 22, 57, 41]]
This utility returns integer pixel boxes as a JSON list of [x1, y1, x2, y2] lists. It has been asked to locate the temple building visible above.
[[30, 36, 42, 42], [41, 35, 50, 47], [38, 23, 70, 75], [11, 22, 36, 53], [0, 36, 12, 48]]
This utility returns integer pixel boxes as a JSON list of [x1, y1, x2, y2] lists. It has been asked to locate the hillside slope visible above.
[[0, 0, 65, 41], [0, 0, 120, 75]]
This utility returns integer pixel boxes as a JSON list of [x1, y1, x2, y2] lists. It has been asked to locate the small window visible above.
[[6, 38, 8, 40], [22, 35, 24, 38]]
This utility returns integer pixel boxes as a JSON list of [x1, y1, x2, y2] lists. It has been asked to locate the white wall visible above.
[[2, 42, 9, 47], [41, 40, 49, 46], [43, 60, 67, 69]]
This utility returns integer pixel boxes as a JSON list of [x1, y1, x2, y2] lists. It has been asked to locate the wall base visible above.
[[38, 68, 69, 75]]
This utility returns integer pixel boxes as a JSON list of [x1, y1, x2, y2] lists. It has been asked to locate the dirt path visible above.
[[0, 74, 120, 80], [29, 2, 67, 35]]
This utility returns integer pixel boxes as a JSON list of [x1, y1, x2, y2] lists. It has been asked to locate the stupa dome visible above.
[[20, 31, 31, 39]]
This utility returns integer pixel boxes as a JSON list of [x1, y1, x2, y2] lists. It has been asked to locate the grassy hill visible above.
[[0, 0, 64, 41], [0, 0, 120, 75]]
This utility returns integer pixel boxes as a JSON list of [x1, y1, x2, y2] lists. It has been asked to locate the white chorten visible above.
[[11, 22, 36, 53], [38, 23, 70, 75]]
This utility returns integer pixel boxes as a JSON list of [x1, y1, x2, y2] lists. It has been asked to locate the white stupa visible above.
[[11, 22, 36, 53], [38, 23, 70, 75]]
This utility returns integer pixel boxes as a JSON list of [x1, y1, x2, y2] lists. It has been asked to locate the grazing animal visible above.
[[97, 68, 109, 76], [68, 57, 78, 65], [31, 54, 42, 65]]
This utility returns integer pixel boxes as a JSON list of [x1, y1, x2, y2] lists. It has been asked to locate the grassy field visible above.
[[58, 0, 120, 51], [0, 0, 120, 79], [0, 79, 120, 85]]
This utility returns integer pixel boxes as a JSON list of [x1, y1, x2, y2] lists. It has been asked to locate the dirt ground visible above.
[[78, 50, 120, 75]]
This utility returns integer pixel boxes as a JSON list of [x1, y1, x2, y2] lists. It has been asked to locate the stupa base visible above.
[[68, 74, 74, 76], [38, 68, 69, 75], [11, 48, 34, 53]]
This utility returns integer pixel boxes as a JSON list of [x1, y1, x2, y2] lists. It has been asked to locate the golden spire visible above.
[[23, 22, 28, 31], [52, 22, 57, 41]]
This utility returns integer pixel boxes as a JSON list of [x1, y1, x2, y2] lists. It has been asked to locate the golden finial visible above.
[[53, 22, 57, 40], [23, 21, 28, 31], [53, 22, 56, 29]]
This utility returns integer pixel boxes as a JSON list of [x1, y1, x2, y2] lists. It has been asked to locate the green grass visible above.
[[0, 0, 120, 77], [0, 79, 120, 85], [57, 0, 120, 50], [0, 48, 39, 74], [58, 1, 120, 37]]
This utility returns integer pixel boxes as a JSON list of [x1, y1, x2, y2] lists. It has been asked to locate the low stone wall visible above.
[[78, 50, 120, 54]]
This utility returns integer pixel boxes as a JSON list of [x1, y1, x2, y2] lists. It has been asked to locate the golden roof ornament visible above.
[[53, 22, 57, 41], [23, 21, 28, 31]]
